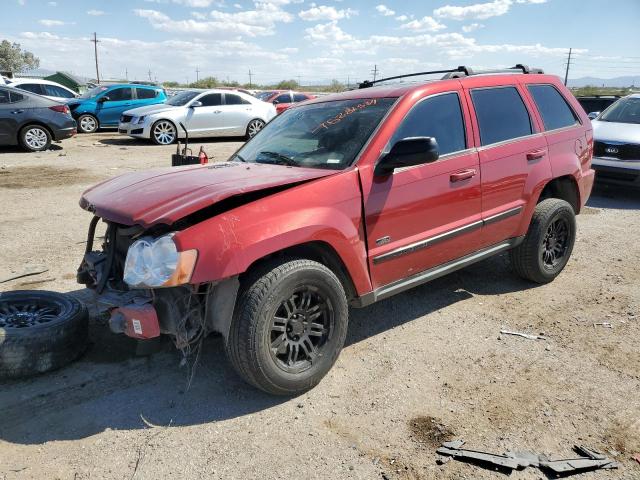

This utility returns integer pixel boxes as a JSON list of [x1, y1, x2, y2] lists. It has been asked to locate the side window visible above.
[[199, 93, 222, 106], [9, 91, 25, 103], [392, 92, 467, 156], [0, 89, 10, 104], [527, 84, 579, 131], [136, 88, 157, 99], [471, 87, 533, 146], [107, 87, 132, 101], [44, 85, 75, 98], [225, 94, 250, 105], [274, 93, 291, 103], [19, 83, 43, 95], [293, 94, 308, 102]]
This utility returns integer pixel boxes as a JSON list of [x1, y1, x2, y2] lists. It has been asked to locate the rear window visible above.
[[136, 88, 157, 99], [471, 87, 533, 146], [225, 94, 250, 105], [528, 84, 579, 131], [18, 83, 43, 95]]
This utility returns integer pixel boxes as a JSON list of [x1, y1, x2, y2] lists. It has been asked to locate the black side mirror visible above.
[[375, 137, 439, 176], [98, 96, 109, 103]]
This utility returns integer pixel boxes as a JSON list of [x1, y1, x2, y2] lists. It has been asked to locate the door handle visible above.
[[10, 110, 24, 114], [526, 149, 546, 161], [214, 110, 222, 114], [450, 169, 477, 182]]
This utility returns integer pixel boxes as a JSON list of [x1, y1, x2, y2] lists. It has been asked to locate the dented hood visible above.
[[80, 162, 337, 227]]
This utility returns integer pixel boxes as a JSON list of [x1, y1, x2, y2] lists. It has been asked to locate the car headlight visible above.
[[136, 116, 146, 124], [123, 233, 197, 288]]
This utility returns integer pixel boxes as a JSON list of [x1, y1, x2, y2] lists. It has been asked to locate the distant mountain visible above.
[[568, 76, 640, 88]]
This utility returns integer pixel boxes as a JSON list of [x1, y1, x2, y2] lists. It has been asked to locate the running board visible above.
[[352, 237, 523, 307]]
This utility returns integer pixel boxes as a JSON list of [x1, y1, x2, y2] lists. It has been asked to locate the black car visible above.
[[0, 86, 76, 152], [576, 96, 622, 119]]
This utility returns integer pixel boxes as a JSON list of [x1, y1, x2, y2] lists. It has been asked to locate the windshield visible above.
[[166, 90, 200, 106], [79, 85, 109, 99], [600, 97, 640, 124], [255, 91, 276, 101], [234, 97, 396, 170]]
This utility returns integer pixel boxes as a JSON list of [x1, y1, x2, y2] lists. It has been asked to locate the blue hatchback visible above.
[[68, 84, 166, 133]]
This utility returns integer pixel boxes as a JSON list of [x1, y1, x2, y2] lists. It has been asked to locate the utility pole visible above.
[[125, 68, 128, 81], [195, 66, 200, 82], [90, 32, 100, 83], [564, 48, 573, 86], [248, 69, 253, 88], [148, 69, 152, 82], [371, 64, 378, 83], [347, 75, 350, 89], [297, 75, 302, 86]]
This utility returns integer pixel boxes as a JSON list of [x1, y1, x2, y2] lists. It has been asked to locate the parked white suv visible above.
[[118, 89, 276, 144], [8, 78, 77, 102]]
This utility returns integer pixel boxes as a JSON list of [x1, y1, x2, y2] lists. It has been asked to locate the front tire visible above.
[[510, 198, 576, 284], [246, 119, 265, 139], [151, 120, 177, 145], [19, 125, 51, 152], [225, 259, 349, 395], [77, 114, 98, 133]]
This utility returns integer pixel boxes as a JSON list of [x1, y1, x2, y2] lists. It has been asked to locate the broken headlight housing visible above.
[[123, 233, 197, 288]]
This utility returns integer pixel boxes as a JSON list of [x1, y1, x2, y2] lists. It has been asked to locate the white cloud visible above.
[[18, 0, 26, 5], [87, 9, 105, 16], [305, 21, 353, 42], [400, 16, 446, 32], [47, 1, 57, 5], [144, 0, 217, 6], [434, 0, 511, 21], [298, 5, 357, 21], [395, 14, 408, 21], [38, 19, 71, 26], [375, 4, 394, 16], [462, 23, 484, 32]]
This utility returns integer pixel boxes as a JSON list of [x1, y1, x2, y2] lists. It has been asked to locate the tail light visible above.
[[49, 105, 70, 115]]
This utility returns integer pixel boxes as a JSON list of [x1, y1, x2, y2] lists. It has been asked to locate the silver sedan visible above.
[[118, 89, 277, 145]]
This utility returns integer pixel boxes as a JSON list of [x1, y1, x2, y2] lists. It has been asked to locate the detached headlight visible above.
[[136, 116, 146, 124], [123, 233, 197, 288]]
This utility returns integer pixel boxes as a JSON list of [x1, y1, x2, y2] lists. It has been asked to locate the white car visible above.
[[8, 78, 78, 102], [118, 89, 276, 145]]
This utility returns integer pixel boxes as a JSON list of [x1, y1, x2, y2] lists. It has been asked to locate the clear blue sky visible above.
[[4, 0, 640, 85]]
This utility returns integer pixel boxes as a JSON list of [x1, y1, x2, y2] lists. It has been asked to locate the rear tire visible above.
[[510, 198, 576, 284], [19, 125, 51, 152], [77, 114, 98, 134], [245, 119, 265, 139], [0, 290, 89, 379], [225, 259, 348, 395]]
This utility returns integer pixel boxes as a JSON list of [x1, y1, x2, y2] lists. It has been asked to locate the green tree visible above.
[[328, 79, 345, 92], [163, 81, 180, 88], [189, 76, 219, 88], [276, 79, 299, 90], [0, 40, 40, 73]]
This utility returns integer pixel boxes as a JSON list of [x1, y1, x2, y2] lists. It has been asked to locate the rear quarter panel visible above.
[[173, 169, 372, 295]]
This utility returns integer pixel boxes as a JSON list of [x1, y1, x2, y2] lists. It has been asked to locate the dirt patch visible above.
[[0, 166, 103, 189], [408, 416, 455, 448], [581, 206, 601, 215]]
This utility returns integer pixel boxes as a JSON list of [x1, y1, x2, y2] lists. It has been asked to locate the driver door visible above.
[[185, 93, 225, 137], [361, 91, 483, 289], [96, 87, 133, 126]]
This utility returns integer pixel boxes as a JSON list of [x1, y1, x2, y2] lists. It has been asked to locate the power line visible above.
[[90, 32, 100, 83]]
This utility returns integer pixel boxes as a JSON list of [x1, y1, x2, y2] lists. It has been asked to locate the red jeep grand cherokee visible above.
[[77, 65, 594, 395]]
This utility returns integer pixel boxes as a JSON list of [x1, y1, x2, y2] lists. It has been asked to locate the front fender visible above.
[[173, 169, 372, 295]]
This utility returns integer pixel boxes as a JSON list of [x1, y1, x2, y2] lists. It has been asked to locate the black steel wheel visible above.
[[226, 259, 348, 395], [0, 290, 88, 379], [510, 198, 576, 284]]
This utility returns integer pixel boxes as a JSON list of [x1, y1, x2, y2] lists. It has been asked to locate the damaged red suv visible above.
[[77, 65, 594, 395]]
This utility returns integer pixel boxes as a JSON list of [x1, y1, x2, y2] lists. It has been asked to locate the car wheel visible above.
[[19, 125, 51, 152], [151, 120, 177, 145], [246, 119, 265, 139], [510, 198, 576, 284], [225, 259, 349, 395], [77, 114, 98, 134], [0, 290, 89, 379]]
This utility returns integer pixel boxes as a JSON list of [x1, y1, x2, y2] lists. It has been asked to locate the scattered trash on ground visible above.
[[436, 440, 619, 475], [593, 322, 613, 328], [0, 267, 49, 284], [500, 329, 545, 340]]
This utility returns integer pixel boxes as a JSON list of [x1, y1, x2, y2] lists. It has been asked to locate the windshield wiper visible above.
[[257, 151, 298, 166], [233, 153, 246, 162]]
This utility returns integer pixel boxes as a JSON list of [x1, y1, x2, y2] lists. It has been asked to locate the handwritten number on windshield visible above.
[[312, 99, 378, 133]]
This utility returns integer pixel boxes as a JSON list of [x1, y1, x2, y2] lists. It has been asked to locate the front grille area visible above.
[[121, 115, 133, 123], [594, 141, 640, 160]]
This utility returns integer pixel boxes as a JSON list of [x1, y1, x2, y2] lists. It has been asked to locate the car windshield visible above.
[[599, 97, 640, 124], [79, 85, 109, 99], [166, 90, 199, 106], [233, 97, 397, 170], [255, 91, 275, 101]]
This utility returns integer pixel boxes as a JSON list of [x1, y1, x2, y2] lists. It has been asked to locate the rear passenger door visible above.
[[220, 93, 253, 135], [465, 83, 551, 247], [0, 89, 29, 144]]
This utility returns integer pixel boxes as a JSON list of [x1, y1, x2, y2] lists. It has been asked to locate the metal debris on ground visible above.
[[500, 329, 545, 340], [436, 440, 619, 475], [593, 322, 613, 328]]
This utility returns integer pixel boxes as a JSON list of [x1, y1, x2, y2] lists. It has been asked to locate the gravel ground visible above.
[[0, 132, 639, 480]]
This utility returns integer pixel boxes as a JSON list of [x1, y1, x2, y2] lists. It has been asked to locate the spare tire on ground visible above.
[[0, 290, 88, 379]]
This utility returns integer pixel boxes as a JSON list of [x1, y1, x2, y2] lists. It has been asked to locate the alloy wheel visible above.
[[542, 217, 569, 269], [153, 121, 176, 144], [79, 116, 97, 133], [247, 119, 265, 138], [23, 127, 48, 150], [0, 298, 62, 329], [269, 286, 334, 374]]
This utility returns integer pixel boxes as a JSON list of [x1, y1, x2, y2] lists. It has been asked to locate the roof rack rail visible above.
[[358, 64, 543, 89]]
